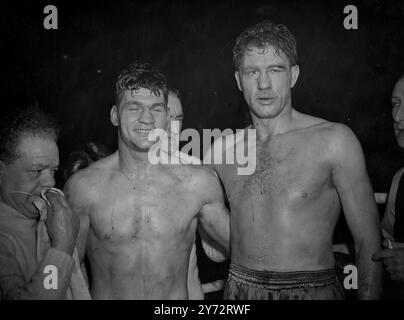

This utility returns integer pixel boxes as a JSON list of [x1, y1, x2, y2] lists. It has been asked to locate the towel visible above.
[[33, 187, 91, 300]]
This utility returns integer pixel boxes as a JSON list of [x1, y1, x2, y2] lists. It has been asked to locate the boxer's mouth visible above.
[[257, 97, 276, 104], [134, 129, 153, 134]]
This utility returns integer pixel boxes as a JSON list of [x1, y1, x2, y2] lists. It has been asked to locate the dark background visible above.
[[3, 0, 404, 192], [2, 0, 404, 289]]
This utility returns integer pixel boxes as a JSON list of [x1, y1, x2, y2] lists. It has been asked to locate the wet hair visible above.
[[0, 105, 59, 164], [233, 20, 298, 70], [115, 61, 169, 105]]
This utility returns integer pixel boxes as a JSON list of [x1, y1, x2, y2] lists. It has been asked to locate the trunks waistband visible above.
[[228, 263, 338, 290]]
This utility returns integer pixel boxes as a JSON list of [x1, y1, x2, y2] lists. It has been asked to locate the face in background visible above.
[[0, 135, 59, 218], [111, 88, 168, 152], [392, 76, 404, 148], [235, 45, 299, 120], [167, 92, 184, 132]]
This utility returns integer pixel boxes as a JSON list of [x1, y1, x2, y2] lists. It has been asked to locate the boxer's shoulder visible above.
[[288, 112, 358, 149], [314, 121, 362, 157], [291, 112, 352, 137], [290, 114, 363, 169], [64, 155, 117, 202], [64, 168, 97, 202], [179, 163, 222, 197]]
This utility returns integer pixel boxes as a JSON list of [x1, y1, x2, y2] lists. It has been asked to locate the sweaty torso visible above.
[[79, 154, 205, 299], [214, 120, 340, 272]]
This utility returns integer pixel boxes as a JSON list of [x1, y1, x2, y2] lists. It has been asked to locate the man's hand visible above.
[[372, 241, 404, 283], [45, 191, 80, 256]]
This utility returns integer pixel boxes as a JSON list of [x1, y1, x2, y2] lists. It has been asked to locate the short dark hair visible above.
[[115, 61, 169, 105], [233, 20, 298, 70], [0, 105, 60, 164]]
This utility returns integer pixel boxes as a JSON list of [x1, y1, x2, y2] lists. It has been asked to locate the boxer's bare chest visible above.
[[219, 128, 333, 212], [88, 168, 201, 242]]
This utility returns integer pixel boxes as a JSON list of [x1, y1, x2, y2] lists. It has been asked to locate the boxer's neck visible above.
[[250, 107, 294, 142], [118, 142, 157, 178]]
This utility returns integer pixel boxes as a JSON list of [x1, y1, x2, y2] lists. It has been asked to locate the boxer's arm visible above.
[[202, 136, 224, 178], [63, 174, 91, 265], [187, 242, 204, 300], [198, 227, 228, 262], [331, 124, 383, 299], [201, 138, 230, 261], [197, 169, 230, 256]]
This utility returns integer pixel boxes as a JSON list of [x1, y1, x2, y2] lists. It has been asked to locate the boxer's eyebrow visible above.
[[126, 100, 143, 106], [267, 64, 287, 69], [151, 103, 165, 108]]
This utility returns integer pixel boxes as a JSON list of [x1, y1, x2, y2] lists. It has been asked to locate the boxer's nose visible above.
[[139, 107, 154, 125]]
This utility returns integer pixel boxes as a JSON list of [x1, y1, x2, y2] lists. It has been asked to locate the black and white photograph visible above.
[[1, 0, 404, 307]]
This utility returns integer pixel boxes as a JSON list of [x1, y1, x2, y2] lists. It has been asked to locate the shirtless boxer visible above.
[[204, 21, 382, 299], [167, 90, 227, 299], [64, 62, 230, 299]]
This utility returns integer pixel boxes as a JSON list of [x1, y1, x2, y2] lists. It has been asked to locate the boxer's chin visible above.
[[134, 140, 157, 152]]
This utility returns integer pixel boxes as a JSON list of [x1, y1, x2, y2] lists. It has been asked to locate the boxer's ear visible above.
[[290, 65, 300, 88], [235, 71, 242, 92], [110, 105, 119, 127]]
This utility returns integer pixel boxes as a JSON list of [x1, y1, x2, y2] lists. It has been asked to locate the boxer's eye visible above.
[[152, 105, 165, 112], [269, 67, 282, 73], [245, 69, 258, 76], [128, 107, 140, 112]]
